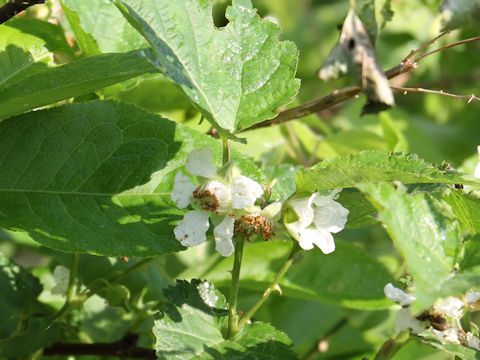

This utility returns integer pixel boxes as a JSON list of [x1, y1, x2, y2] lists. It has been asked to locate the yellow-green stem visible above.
[[65, 252, 79, 304], [237, 242, 300, 330], [227, 236, 245, 338], [222, 137, 230, 165]]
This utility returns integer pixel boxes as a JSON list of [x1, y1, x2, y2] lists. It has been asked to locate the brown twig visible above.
[[392, 86, 480, 103], [243, 35, 480, 132], [0, 0, 45, 24], [43, 334, 155, 358]]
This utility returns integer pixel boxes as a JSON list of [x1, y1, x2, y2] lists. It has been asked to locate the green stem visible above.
[[227, 236, 245, 339], [237, 242, 301, 330], [222, 136, 230, 165], [65, 252, 79, 304]]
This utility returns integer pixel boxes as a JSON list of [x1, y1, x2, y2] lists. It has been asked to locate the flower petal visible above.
[[395, 308, 425, 334], [384, 283, 416, 306], [171, 172, 196, 209], [434, 297, 464, 319], [174, 210, 210, 247], [186, 147, 217, 178], [231, 175, 263, 209], [213, 215, 235, 257], [289, 194, 315, 229], [203, 179, 232, 211], [313, 197, 349, 233], [51, 265, 70, 296]]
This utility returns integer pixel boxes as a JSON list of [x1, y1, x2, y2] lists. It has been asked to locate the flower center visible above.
[[192, 187, 220, 213], [234, 215, 274, 241]]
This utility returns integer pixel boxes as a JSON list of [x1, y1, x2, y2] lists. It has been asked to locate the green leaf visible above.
[[59, 0, 100, 55], [203, 240, 394, 309], [0, 100, 265, 257], [357, 182, 462, 312], [439, 0, 480, 31], [296, 151, 478, 193], [0, 253, 42, 340], [114, 0, 300, 135], [61, 0, 148, 54], [443, 190, 480, 235], [154, 279, 296, 359], [0, 49, 158, 120], [418, 329, 480, 360]]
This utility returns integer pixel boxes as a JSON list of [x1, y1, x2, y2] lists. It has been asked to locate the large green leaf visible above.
[[0, 49, 157, 120], [0, 100, 265, 257], [153, 279, 296, 359], [357, 182, 462, 312], [114, 0, 300, 135], [443, 190, 480, 235], [296, 151, 478, 193], [417, 329, 480, 360], [203, 240, 394, 309], [61, 0, 147, 54], [0, 253, 42, 340]]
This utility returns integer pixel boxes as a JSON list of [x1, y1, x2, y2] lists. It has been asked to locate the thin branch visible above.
[[403, 31, 449, 62], [412, 36, 480, 63], [392, 86, 480, 103], [43, 334, 155, 358], [0, 0, 45, 24], [243, 34, 480, 132]]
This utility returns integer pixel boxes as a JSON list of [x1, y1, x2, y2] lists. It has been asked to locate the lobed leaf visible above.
[[357, 182, 462, 312], [153, 279, 296, 359], [0, 100, 266, 257], [295, 151, 478, 193], [113, 0, 300, 137]]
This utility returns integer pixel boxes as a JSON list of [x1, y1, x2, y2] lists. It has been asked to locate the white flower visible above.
[[395, 308, 425, 334], [384, 283, 417, 306], [186, 146, 216, 178], [213, 215, 235, 257], [466, 332, 480, 350], [231, 175, 264, 209], [475, 146, 480, 178], [171, 172, 197, 209], [466, 291, 480, 304], [286, 189, 349, 253], [174, 210, 210, 247], [51, 265, 70, 296], [171, 147, 265, 256], [433, 328, 460, 344], [434, 297, 464, 319]]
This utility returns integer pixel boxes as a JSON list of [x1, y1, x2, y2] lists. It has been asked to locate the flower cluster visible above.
[[384, 283, 480, 350], [285, 189, 349, 254], [172, 147, 270, 257]]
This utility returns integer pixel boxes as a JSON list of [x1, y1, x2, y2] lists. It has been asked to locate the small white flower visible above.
[[475, 146, 480, 178], [384, 283, 416, 306], [51, 265, 70, 296], [466, 332, 480, 350], [434, 297, 464, 319], [174, 210, 210, 247], [186, 147, 217, 178], [395, 308, 425, 334], [286, 189, 349, 253], [433, 328, 460, 344], [171, 172, 197, 209], [231, 175, 264, 209], [213, 215, 235, 257]]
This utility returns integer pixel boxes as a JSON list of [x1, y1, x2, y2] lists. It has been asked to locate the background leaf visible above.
[[439, 0, 480, 31], [114, 0, 300, 135], [202, 240, 394, 309]]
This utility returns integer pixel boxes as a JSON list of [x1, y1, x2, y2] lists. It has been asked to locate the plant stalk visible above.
[[227, 236, 245, 338], [66, 252, 79, 304], [237, 242, 301, 330], [222, 136, 230, 165]]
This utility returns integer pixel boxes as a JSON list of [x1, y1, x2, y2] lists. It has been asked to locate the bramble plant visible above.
[[1, 0, 480, 359]]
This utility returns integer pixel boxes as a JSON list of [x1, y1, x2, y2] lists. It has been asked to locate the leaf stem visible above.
[[227, 236, 245, 339], [237, 242, 301, 330], [222, 137, 230, 165], [391, 86, 479, 103], [66, 252, 79, 304]]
